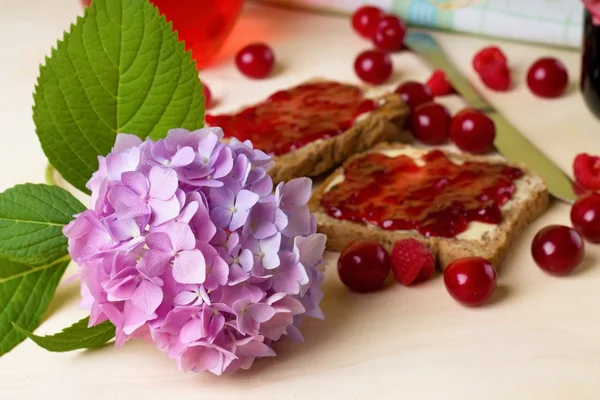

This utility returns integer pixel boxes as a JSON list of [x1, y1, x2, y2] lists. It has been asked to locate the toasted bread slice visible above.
[[309, 143, 550, 268], [207, 80, 409, 184]]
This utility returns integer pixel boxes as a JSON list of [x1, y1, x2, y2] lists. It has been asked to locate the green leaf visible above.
[[13, 317, 115, 352], [0, 255, 70, 356], [0, 184, 85, 266], [33, 0, 205, 193]]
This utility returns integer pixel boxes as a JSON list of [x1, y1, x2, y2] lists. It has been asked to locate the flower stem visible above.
[[45, 163, 57, 186]]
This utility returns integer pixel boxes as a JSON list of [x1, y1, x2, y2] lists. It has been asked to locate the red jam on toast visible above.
[[321, 150, 523, 238], [205, 81, 378, 156]]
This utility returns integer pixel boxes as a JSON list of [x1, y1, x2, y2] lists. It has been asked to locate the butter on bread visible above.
[[208, 79, 410, 184], [309, 143, 550, 268]]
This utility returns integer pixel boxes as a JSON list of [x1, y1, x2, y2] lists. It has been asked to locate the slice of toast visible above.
[[206, 80, 409, 184], [309, 143, 550, 268]]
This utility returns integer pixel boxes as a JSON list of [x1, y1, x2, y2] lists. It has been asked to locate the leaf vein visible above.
[[0, 256, 70, 284]]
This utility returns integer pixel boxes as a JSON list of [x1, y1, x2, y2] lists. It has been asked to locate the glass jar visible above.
[[581, 9, 600, 119], [81, 0, 243, 69]]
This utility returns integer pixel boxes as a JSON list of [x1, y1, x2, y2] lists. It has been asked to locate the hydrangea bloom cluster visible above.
[[63, 128, 326, 374]]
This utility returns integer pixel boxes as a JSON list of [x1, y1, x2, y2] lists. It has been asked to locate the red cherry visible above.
[[202, 82, 212, 108], [531, 225, 584, 276], [372, 15, 406, 52], [410, 102, 451, 145], [443, 257, 497, 307], [472, 46, 508, 74], [479, 62, 511, 91], [235, 43, 275, 79], [377, 15, 403, 30], [450, 108, 496, 154], [354, 50, 393, 85], [527, 58, 569, 98], [338, 240, 391, 292], [394, 81, 433, 110], [571, 193, 600, 243], [351, 6, 384, 38]]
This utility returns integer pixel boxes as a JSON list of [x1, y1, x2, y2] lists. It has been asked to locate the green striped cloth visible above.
[[255, 0, 583, 48]]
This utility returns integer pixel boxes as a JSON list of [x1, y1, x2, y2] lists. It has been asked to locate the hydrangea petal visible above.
[[131, 279, 163, 315], [169, 147, 196, 167], [112, 133, 143, 152], [148, 166, 178, 200], [295, 233, 327, 269], [149, 197, 181, 226], [108, 185, 148, 219], [106, 148, 141, 181], [169, 222, 196, 251], [281, 177, 312, 206], [180, 318, 203, 344], [173, 290, 199, 306], [248, 303, 275, 323], [121, 171, 148, 196], [123, 301, 154, 335], [173, 250, 206, 284], [212, 147, 234, 179], [176, 201, 199, 224], [209, 207, 232, 229], [145, 232, 172, 253]]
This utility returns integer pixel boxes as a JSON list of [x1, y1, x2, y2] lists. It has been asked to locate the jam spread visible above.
[[321, 150, 523, 238], [205, 81, 378, 156]]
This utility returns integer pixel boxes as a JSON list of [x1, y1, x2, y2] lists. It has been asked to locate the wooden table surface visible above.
[[1, 1, 600, 399]]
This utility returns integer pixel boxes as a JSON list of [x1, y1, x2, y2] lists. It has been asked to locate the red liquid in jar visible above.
[[81, 0, 243, 69], [205, 81, 378, 155], [321, 150, 523, 238]]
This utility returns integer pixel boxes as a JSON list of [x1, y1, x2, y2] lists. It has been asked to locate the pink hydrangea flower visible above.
[[63, 127, 326, 375]]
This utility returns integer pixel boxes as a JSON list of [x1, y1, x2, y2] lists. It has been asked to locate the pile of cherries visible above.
[[351, 6, 406, 84], [203, 5, 571, 112], [395, 80, 497, 154]]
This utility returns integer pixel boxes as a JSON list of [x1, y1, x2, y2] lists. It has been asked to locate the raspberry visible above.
[[573, 181, 597, 198], [574, 153, 600, 191], [391, 239, 436, 285], [479, 62, 511, 92], [426, 69, 454, 96], [472, 46, 507, 74]]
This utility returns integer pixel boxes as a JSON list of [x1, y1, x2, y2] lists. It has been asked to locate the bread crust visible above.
[[269, 92, 409, 184], [309, 143, 550, 269]]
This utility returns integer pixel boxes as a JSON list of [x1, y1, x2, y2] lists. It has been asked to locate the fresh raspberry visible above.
[[472, 46, 508, 74], [426, 69, 454, 96], [479, 62, 511, 92], [572, 181, 597, 198], [574, 153, 600, 191], [391, 239, 436, 285]]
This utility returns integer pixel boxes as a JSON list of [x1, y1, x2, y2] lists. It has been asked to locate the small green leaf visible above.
[[0, 184, 85, 266], [33, 0, 205, 193], [13, 317, 115, 352], [0, 256, 70, 356]]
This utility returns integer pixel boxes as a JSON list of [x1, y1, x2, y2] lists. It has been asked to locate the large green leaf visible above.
[[13, 317, 115, 352], [0, 256, 70, 356], [33, 0, 205, 193], [0, 184, 85, 266]]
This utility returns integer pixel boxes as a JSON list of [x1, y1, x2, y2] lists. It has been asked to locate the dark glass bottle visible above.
[[581, 10, 600, 120]]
